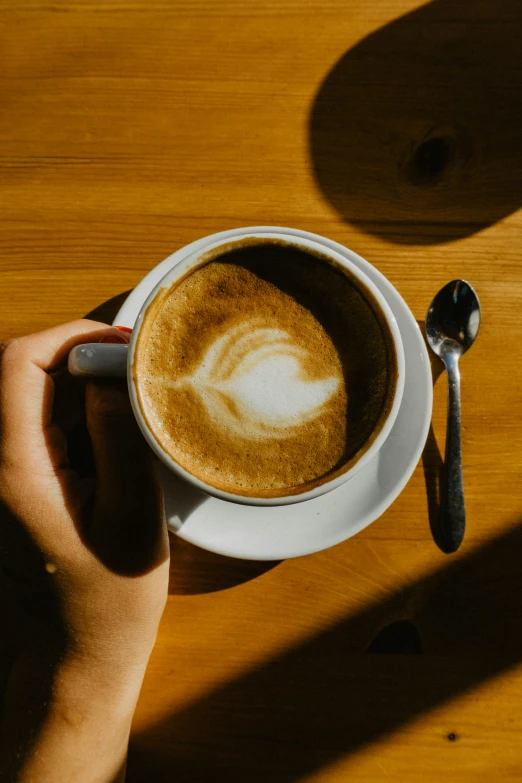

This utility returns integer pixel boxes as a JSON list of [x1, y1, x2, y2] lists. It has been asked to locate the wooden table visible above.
[[2, 0, 522, 780]]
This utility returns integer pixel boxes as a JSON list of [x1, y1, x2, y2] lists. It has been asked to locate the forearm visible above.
[[0, 644, 148, 783]]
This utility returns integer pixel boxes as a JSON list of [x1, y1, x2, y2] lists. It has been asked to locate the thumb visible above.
[[85, 380, 168, 576]]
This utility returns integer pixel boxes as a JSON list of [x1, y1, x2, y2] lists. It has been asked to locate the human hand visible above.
[[0, 318, 169, 665], [0, 320, 169, 781]]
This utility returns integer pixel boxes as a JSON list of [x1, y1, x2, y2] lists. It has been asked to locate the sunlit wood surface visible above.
[[1, 0, 522, 780]]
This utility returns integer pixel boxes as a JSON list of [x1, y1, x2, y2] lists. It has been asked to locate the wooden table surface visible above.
[[2, 0, 522, 780]]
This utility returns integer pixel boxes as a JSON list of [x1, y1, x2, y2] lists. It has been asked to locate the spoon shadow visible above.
[[418, 320, 446, 550]]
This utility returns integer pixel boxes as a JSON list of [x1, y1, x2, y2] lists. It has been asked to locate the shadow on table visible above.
[[418, 319, 446, 549], [310, 0, 522, 244], [168, 535, 281, 596], [84, 290, 133, 325], [127, 516, 522, 782]]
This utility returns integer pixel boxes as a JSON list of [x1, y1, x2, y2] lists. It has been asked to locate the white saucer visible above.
[[114, 227, 433, 560]]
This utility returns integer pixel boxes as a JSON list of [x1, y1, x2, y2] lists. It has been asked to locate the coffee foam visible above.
[[134, 240, 397, 498], [158, 319, 340, 439]]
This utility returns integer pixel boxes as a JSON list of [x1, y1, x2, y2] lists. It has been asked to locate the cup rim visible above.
[[127, 231, 406, 506]]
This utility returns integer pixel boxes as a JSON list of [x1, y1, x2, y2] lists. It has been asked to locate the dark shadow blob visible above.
[[366, 619, 423, 654], [423, 423, 445, 550], [84, 289, 133, 325], [310, 0, 522, 244], [418, 319, 446, 549], [169, 535, 281, 595], [128, 517, 522, 782]]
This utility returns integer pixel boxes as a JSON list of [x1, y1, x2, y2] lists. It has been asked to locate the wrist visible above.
[[30, 602, 160, 685], [1, 639, 143, 783], [59, 646, 149, 705], [9, 636, 148, 715], [47, 655, 143, 741], [63, 625, 158, 692]]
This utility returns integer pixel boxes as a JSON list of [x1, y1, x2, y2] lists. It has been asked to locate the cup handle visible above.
[[68, 343, 128, 377]]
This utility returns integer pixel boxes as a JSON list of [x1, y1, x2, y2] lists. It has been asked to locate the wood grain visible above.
[[1, 0, 522, 780]]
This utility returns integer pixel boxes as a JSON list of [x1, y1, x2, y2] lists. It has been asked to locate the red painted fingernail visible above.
[[115, 325, 133, 333], [99, 334, 129, 344]]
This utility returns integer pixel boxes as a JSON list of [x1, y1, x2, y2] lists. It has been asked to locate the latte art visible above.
[[134, 240, 397, 498], [165, 319, 339, 439]]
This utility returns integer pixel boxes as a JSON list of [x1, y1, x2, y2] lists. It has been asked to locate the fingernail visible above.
[[99, 334, 129, 344], [115, 325, 133, 333]]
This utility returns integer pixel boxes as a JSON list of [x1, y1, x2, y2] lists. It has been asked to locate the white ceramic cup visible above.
[[68, 231, 405, 506]]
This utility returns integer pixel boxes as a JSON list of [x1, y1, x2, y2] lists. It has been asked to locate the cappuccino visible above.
[[134, 240, 397, 498]]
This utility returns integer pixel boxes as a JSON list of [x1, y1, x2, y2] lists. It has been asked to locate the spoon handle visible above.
[[439, 354, 465, 552]]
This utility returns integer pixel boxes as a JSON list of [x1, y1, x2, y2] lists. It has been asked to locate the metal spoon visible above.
[[425, 280, 481, 553]]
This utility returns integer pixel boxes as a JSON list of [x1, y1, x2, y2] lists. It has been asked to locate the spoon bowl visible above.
[[426, 280, 480, 360]]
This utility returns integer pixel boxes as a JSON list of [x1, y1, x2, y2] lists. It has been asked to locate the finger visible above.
[[51, 369, 87, 436], [7, 320, 129, 373], [0, 321, 130, 471], [52, 336, 130, 471], [85, 380, 168, 576]]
